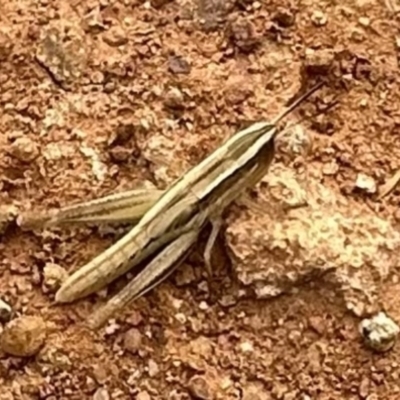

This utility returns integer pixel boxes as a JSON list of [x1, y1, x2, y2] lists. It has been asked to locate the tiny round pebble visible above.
[[102, 26, 128, 47], [199, 301, 209, 311], [163, 87, 185, 110], [188, 375, 211, 400], [43, 262, 68, 292], [147, 359, 159, 377], [8, 136, 39, 163], [359, 312, 400, 352], [304, 48, 335, 75], [123, 328, 142, 354], [1, 315, 46, 357], [136, 390, 151, 400], [311, 10, 327, 26]]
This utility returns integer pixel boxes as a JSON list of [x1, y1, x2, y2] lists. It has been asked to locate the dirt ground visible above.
[[2, 0, 400, 399]]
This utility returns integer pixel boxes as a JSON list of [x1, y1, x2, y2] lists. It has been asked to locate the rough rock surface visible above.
[[226, 163, 400, 317]]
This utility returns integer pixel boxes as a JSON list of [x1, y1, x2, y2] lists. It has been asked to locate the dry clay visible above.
[[226, 163, 400, 317]]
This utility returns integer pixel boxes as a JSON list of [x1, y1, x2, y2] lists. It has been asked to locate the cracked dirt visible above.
[[2, 0, 400, 399]]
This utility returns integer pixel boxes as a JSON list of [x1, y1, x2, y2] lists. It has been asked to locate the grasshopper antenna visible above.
[[273, 85, 341, 213], [284, 92, 341, 132], [272, 81, 325, 126]]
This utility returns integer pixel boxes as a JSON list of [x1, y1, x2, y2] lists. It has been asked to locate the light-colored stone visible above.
[[355, 173, 376, 194], [43, 263, 68, 292], [226, 163, 400, 316], [1, 315, 46, 357], [93, 388, 110, 400], [360, 312, 400, 352], [123, 328, 142, 354], [311, 10, 327, 26]]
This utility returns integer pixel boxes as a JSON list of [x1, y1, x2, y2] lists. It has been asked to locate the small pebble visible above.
[[110, 123, 136, 146], [104, 321, 120, 335], [1, 315, 46, 357], [219, 376, 233, 391], [395, 36, 400, 49], [308, 316, 326, 335], [43, 263, 68, 292], [0, 298, 12, 323], [226, 18, 260, 54], [151, 0, 173, 9], [168, 55, 191, 75], [171, 298, 184, 310], [93, 388, 110, 400], [109, 146, 131, 163], [86, 377, 97, 393], [188, 375, 211, 400], [360, 312, 400, 352], [311, 10, 327, 26], [322, 161, 339, 176], [304, 48, 334, 75], [199, 301, 209, 311], [239, 341, 254, 353], [218, 294, 237, 308], [123, 328, 142, 354], [92, 364, 108, 385], [8, 136, 39, 163], [224, 84, 252, 106], [288, 330, 302, 344], [126, 310, 143, 326], [174, 265, 196, 286], [0, 205, 18, 235], [163, 87, 185, 110], [359, 17, 370, 27], [359, 377, 370, 398], [242, 383, 270, 400], [350, 28, 365, 43], [272, 7, 295, 27], [189, 336, 213, 357], [90, 70, 105, 85], [175, 313, 187, 324], [197, 281, 209, 293], [148, 359, 159, 377], [103, 26, 128, 47], [136, 391, 151, 400], [355, 173, 376, 194]]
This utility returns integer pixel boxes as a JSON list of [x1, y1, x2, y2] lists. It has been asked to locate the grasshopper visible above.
[[18, 188, 164, 228], [19, 83, 323, 328]]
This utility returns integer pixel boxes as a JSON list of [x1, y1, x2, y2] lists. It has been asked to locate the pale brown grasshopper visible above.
[[18, 83, 323, 329]]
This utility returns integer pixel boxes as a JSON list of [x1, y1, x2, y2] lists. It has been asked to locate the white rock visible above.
[[360, 312, 400, 352], [355, 173, 376, 193]]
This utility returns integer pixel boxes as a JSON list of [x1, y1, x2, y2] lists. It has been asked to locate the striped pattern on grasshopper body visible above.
[[18, 83, 322, 328]]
